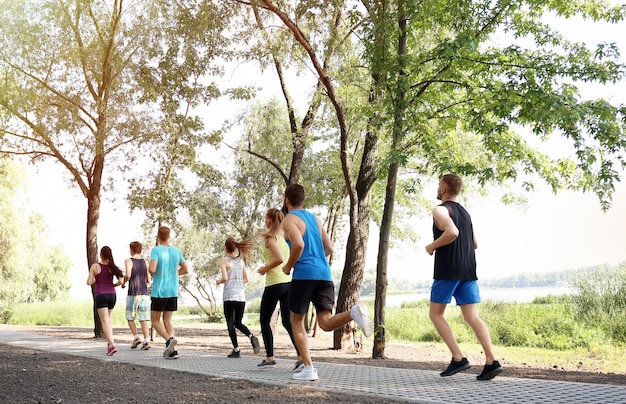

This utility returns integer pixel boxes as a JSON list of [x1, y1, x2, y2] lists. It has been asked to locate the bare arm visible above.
[[258, 237, 284, 275], [148, 259, 157, 275], [282, 215, 304, 275], [122, 258, 133, 287], [178, 260, 189, 275], [216, 258, 230, 285], [86, 263, 99, 286], [425, 205, 459, 255], [316, 216, 334, 257]]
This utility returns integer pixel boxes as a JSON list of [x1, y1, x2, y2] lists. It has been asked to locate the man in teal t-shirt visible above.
[[148, 225, 188, 359]]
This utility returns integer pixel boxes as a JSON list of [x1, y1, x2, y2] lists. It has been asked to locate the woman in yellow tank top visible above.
[[256, 208, 301, 369]]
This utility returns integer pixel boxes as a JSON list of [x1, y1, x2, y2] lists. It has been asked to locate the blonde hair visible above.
[[258, 208, 284, 240]]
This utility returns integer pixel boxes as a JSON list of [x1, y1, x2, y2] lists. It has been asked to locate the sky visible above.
[[21, 7, 626, 301]]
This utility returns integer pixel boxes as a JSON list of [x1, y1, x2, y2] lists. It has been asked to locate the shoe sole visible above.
[[477, 367, 503, 381], [440, 363, 471, 377], [292, 373, 318, 381]]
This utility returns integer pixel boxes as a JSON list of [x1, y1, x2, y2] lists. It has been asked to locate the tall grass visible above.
[[383, 293, 617, 350], [569, 263, 626, 344]]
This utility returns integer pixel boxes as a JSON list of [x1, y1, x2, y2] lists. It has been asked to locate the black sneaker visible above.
[[227, 349, 241, 358], [250, 335, 261, 354], [440, 357, 470, 377], [163, 337, 177, 358], [257, 359, 276, 368], [165, 350, 179, 359], [476, 360, 503, 380]]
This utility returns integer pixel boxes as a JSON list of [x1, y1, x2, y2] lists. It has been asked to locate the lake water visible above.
[[365, 286, 574, 307]]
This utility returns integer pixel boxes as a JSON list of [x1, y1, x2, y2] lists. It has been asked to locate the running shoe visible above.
[[106, 345, 117, 356], [165, 350, 179, 359], [257, 359, 277, 368], [140, 342, 150, 351], [292, 360, 304, 372], [163, 337, 177, 358], [250, 335, 261, 354], [440, 357, 470, 377], [476, 360, 503, 380], [292, 367, 318, 381], [227, 349, 241, 358], [350, 302, 374, 337], [131, 337, 141, 349]]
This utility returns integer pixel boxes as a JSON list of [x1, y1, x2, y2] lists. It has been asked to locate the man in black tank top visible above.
[[425, 174, 503, 381]]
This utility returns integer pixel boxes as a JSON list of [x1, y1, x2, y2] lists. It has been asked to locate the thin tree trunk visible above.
[[373, 1, 408, 358]]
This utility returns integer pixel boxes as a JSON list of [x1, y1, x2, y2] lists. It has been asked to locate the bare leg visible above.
[[290, 312, 311, 366], [139, 320, 150, 341], [316, 310, 352, 332], [162, 310, 175, 338], [127, 320, 138, 337], [97, 308, 114, 346], [460, 303, 497, 364], [150, 310, 171, 341], [429, 302, 463, 360]]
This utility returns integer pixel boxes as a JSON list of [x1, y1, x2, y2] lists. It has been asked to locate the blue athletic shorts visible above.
[[430, 280, 481, 305], [126, 295, 151, 321]]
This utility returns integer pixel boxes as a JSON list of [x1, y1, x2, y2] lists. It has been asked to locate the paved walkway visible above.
[[1, 328, 625, 403]]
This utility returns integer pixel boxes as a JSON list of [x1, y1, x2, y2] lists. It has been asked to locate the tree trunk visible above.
[[333, 129, 379, 350], [373, 3, 408, 359], [373, 160, 399, 358], [87, 188, 102, 338]]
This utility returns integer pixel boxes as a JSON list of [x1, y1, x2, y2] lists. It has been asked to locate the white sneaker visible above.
[[351, 302, 374, 338], [292, 367, 318, 381]]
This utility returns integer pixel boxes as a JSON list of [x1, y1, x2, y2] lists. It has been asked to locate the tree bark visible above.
[[373, 1, 408, 358]]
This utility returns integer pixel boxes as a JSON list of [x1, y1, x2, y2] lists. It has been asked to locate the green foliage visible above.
[[0, 158, 72, 321]]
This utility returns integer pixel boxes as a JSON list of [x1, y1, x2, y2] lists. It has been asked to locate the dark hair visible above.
[[100, 246, 123, 279], [441, 174, 462, 196], [224, 237, 255, 260], [129, 241, 142, 255], [258, 208, 285, 240], [157, 226, 170, 242], [284, 183, 305, 207]]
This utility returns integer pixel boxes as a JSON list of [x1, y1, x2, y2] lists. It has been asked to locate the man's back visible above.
[[433, 201, 477, 281], [285, 209, 332, 281]]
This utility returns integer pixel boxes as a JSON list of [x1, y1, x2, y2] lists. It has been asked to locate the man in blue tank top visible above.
[[281, 184, 373, 381], [425, 174, 503, 380]]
